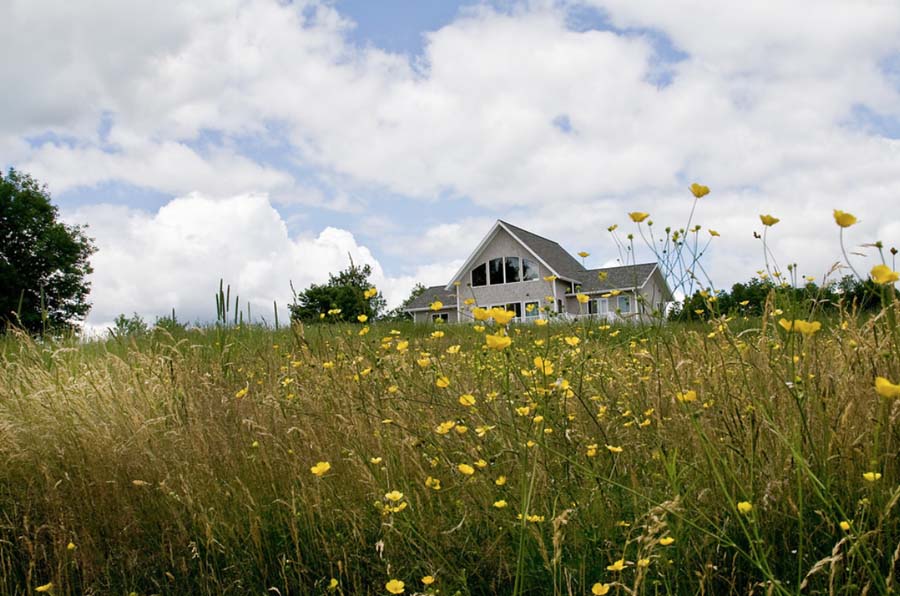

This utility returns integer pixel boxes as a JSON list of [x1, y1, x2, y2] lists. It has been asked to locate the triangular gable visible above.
[[445, 220, 579, 290]]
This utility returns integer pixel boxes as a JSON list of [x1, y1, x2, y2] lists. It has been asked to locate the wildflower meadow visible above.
[[1, 196, 899, 595]]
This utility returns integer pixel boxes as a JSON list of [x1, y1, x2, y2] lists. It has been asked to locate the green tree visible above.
[[289, 261, 386, 322], [0, 169, 96, 333]]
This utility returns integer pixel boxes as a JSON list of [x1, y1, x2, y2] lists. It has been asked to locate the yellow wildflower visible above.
[[310, 461, 331, 477], [472, 307, 490, 321], [485, 333, 512, 350], [543, 275, 558, 282], [36, 583, 53, 593], [495, 475, 507, 486], [659, 536, 675, 546], [430, 300, 443, 311], [576, 293, 589, 304], [875, 376, 900, 398], [234, 387, 248, 399], [435, 376, 450, 388], [385, 579, 405, 594], [840, 520, 851, 531], [591, 583, 611, 595], [384, 490, 404, 502], [871, 264, 899, 285], [534, 319, 548, 327], [863, 472, 882, 482], [578, 251, 590, 258], [458, 463, 475, 475], [676, 390, 697, 403], [606, 559, 626, 571], [778, 318, 821, 336], [759, 214, 779, 226], [490, 308, 516, 325], [690, 183, 710, 198], [421, 576, 435, 586], [737, 501, 753, 514], [357, 314, 368, 323], [606, 444, 623, 453], [629, 212, 650, 223], [534, 356, 554, 376], [833, 209, 857, 227], [435, 420, 455, 435], [564, 336, 580, 347], [493, 500, 508, 508], [459, 393, 476, 407]]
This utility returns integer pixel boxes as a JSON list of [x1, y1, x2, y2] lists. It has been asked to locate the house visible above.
[[404, 220, 674, 324]]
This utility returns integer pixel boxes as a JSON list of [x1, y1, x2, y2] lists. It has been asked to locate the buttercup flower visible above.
[[759, 214, 780, 226], [606, 559, 626, 571], [385, 579, 405, 594], [737, 501, 753, 514], [833, 209, 857, 228], [871, 264, 899, 285], [592, 583, 611, 595], [430, 300, 443, 311], [485, 333, 512, 350], [875, 376, 900, 398], [629, 212, 650, 223], [863, 472, 882, 482], [310, 461, 331, 476], [690, 183, 710, 198]]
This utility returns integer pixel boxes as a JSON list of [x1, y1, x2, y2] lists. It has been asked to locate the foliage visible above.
[[0, 168, 96, 333], [289, 261, 386, 322], [670, 275, 885, 321], [108, 312, 149, 337]]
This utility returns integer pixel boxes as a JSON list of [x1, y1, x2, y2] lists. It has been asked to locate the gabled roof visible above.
[[405, 285, 457, 312], [575, 263, 659, 293], [498, 220, 587, 282], [445, 220, 584, 289]]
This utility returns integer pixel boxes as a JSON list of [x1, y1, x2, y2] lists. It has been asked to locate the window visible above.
[[589, 298, 608, 315], [432, 313, 449, 322], [489, 258, 504, 285], [524, 301, 540, 318], [472, 263, 487, 287], [557, 299, 564, 313], [505, 303, 522, 319], [522, 258, 539, 281], [618, 295, 631, 313], [505, 257, 520, 283]]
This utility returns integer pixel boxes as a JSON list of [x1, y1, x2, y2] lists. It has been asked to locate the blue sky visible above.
[[3, 0, 900, 327]]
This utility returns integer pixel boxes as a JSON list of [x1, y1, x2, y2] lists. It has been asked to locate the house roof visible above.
[[498, 220, 587, 282], [575, 263, 659, 293], [405, 284, 458, 311]]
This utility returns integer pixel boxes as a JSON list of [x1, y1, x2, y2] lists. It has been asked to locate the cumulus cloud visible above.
[[5, 0, 900, 306], [66, 194, 450, 329]]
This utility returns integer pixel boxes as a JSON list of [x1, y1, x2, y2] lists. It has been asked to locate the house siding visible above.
[[413, 308, 457, 324]]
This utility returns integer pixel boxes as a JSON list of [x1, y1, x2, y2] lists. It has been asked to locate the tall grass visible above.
[[1, 296, 899, 594]]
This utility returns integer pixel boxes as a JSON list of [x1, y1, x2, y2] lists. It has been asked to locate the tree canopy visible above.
[[289, 261, 386, 322], [0, 169, 96, 333]]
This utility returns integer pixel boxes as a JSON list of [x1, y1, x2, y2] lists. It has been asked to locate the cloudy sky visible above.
[[4, 0, 900, 328]]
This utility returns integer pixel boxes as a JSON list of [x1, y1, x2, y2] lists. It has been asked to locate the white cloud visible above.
[[5, 0, 900, 303], [66, 193, 433, 329]]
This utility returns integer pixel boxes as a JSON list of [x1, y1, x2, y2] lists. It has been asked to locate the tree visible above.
[[0, 169, 96, 333], [289, 260, 386, 322]]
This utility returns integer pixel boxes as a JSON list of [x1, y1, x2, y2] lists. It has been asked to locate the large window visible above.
[[471, 256, 540, 287], [505, 257, 520, 283], [489, 258, 504, 285], [472, 263, 487, 287], [618, 295, 631, 313]]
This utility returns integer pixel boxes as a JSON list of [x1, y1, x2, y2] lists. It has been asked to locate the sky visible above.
[[3, 0, 900, 329]]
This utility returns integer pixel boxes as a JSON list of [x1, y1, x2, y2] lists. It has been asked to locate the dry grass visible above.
[[1, 302, 899, 595]]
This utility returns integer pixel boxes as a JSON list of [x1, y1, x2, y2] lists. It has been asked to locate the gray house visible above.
[[404, 220, 673, 324]]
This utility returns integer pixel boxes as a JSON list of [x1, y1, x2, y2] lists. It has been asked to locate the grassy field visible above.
[[1, 302, 899, 596]]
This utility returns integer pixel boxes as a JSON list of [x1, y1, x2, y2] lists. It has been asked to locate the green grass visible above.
[[1, 307, 899, 595]]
